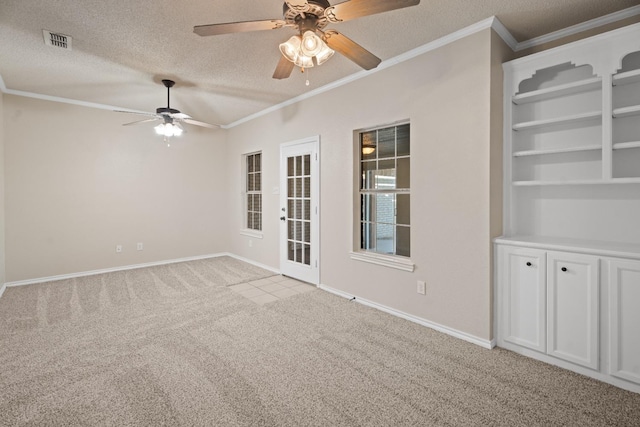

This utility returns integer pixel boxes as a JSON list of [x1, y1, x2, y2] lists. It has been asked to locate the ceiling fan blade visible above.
[[114, 110, 158, 118], [273, 55, 295, 80], [322, 30, 381, 70], [171, 112, 191, 120], [122, 117, 159, 126], [182, 118, 220, 129], [194, 19, 287, 36], [325, 0, 420, 23]]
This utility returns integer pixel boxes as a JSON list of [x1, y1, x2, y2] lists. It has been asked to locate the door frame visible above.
[[279, 136, 320, 285]]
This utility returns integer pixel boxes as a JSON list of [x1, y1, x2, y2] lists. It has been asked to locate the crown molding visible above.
[[514, 5, 640, 51]]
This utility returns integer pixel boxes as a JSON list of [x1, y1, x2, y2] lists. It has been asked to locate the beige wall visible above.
[[4, 95, 229, 282], [226, 29, 500, 342], [0, 92, 5, 284]]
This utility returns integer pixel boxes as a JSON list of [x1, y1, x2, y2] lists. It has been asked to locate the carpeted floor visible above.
[[1, 256, 639, 426]]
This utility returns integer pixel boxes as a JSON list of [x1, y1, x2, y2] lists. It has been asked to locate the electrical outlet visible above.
[[137, 242, 143, 251], [417, 280, 426, 295], [116, 245, 122, 253]]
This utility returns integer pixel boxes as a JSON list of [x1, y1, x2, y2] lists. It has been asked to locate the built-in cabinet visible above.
[[497, 22, 640, 394], [497, 240, 640, 394]]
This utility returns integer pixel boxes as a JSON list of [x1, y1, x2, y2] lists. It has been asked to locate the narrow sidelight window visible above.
[[245, 152, 262, 231]]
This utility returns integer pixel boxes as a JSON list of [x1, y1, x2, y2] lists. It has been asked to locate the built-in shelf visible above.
[[613, 69, 640, 86], [612, 104, 640, 118], [513, 111, 602, 131], [513, 145, 601, 157], [513, 77, 601, 105], [613, 141, 640, 150], [495, 235, 640, 260], [512, 178, 640, 186]]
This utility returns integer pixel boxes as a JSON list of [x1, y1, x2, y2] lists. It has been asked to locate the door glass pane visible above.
[[295, 178, 302, 197], [304, 177, 310, 197], [304, 200, 310, 220], [296, 156, 302, 175], [304, 222, 310, 243], [303, 244, 311, 265], [288, 177, 295, 197], [295, 200, 303, 219], [288, 241, 295, 262], [288, 157, 295, 177], [304, 155, 310, 175]]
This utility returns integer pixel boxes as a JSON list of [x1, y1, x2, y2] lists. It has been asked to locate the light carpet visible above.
[[0, 256, 639, 426]]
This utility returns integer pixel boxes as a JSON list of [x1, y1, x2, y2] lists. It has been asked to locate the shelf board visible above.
[[512, 111, 602, 131], [513, 178, 640, 186], [513, 145, 601, 157], [613, 141, 640, 150], [612, 104, 640, 118], [513, 77, 601, 105], [613, 69, 640, 86]]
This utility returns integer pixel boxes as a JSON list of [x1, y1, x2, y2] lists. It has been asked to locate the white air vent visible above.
[[43, 30, 72, 50]]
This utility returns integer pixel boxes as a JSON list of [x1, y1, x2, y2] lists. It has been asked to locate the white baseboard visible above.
[[0, 283, 6, 299], [223, 253, 280, 275], [2, 253, 231, 289], [319, 284, 496, 350]]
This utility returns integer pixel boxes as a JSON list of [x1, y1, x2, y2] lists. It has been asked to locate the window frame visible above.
[[241, 151, 263, 238], [350, 121, 414, 272]]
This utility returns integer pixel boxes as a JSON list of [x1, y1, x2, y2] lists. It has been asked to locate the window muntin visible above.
[[246, 152, 262, 231], [359, 123, 410, 257]]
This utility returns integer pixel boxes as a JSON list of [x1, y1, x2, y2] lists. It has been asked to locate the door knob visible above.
[[526, 262, 532, 267], [280, 216, 286, 221]]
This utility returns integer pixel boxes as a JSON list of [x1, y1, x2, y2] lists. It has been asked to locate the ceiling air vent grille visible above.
[[43, 30, 72, 50]]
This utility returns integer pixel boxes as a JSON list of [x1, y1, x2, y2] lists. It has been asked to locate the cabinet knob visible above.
[[561, 267, 568, 272], [526, 262, 532, 267]]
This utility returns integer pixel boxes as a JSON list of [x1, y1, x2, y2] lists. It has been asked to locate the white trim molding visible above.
[[349, 251, 415, 272], [515, 5, 640, 51], [2, 253, 231, 288], [319, 283, 496, 350]]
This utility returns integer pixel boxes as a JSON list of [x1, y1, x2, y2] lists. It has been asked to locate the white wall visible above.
[[226, 29, 504, 342], [0, 91, 5, 285], [3, 95, 229, 282]]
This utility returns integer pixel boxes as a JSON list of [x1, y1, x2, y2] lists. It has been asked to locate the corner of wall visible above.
[[0, 90, 5, 285]]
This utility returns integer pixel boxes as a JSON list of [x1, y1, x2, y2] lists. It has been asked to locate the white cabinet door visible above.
[[502, 247, 546, 352], [547, 251, 599, 370], [609, 259, 640, 384]]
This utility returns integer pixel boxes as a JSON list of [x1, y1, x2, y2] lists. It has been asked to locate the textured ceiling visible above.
[[1, 0, 639, 126]]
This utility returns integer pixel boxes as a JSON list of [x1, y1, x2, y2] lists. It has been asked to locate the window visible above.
[[359, 123, 410, 257], [245, 152, 262, 231]]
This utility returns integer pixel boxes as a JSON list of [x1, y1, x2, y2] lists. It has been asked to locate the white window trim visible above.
[[353, 120, 412, 267], [240, 229, 263, 239], [349, 251, 415, 272], [242, 151, 262, 233]]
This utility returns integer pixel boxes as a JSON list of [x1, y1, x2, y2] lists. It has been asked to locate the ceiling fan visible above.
[[194, 0, 421, 79], [116, 79, 219, 140]]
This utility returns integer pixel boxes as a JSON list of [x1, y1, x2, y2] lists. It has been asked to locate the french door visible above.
[[279, 137, 320, 285]]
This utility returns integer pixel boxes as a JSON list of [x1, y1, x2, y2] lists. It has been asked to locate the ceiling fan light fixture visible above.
[[154, 122, 183, 138], [301, 30, 323, 57], [279, 35, 302, 63], [314, 43, 334, 65]]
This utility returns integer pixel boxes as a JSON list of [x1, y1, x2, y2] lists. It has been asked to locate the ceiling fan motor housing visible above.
[[283, 0, 331, 30]]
